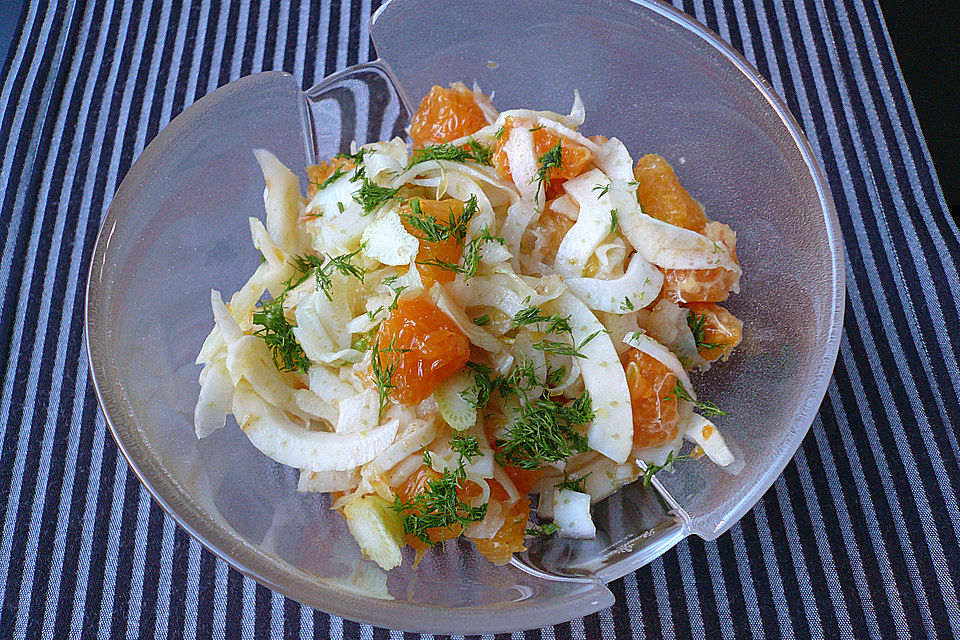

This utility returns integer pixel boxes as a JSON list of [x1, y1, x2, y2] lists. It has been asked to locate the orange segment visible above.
[[621, 348, 680, 449], [685, 302, 743, 362], [494, 117, 593, 198], [634, 154, 708, 232], [660, 221, 740, 303], [471, 497, 529, 565], [374, 296, 470, 405], [409, 85, 488, 148], [305, 156, 357, 199], [521, 200, 575, 263], [398, 199, 465, 287]]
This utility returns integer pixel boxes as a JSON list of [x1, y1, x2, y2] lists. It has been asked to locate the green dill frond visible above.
[[669, 381, 727, 417], [472, 314, 491, 326], [555, 473, 590, 493], [494, 390, 594, 469], [391, 467, 488, 545], [686, 311, 721, 350], [252, 298, 311, 374], [513, 306, 573, 335], [620, 296, 635, 312], [353, 178, 400, 213], [466, 138, 493, 165], [451, 434, 481, 464], [532, 141, 563, 201], [610, 209, 619, 234]]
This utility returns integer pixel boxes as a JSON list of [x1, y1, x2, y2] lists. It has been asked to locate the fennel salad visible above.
[[194, 83, 743, 571]]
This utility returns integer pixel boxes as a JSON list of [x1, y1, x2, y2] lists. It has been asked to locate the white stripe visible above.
[[212, 558, 229, 639], [709, 0, 732, 45], [242, 574, 255, 640], [702, 543, 737, 640], [183, 540, 203, 640], [93, 0, 177, 629], [94, 453, 135, 640], [299, 603, 314, 640], [67, 409, 110, 637], [359, 0, 372, 62], [0, 0, 41, 118], [184, 0, 213, 106], [153, 514, 178, 638], [335, 0, 350, 70], [770, 479, 824, 633], [123, 487, 154, 637], [621, 570, 645, 640], [274, 0, 291, 71], [650, 558, 675, 639], [253, 0, 271, 72], [294, 1, 309, 83], [749, 502, 797, 639], [229, 0, 253, 81], [673, 542, 706, 638], [728, 525, 766, 638], [270, 588, 285, 637]]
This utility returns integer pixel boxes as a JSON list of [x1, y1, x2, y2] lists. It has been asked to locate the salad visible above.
[[194, 83, 743, 571]]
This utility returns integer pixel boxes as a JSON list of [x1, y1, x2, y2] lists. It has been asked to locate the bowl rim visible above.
[[85, 0, 845, 632]]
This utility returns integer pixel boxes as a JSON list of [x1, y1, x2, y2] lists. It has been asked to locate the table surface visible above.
[[2, 1, 959, 638]]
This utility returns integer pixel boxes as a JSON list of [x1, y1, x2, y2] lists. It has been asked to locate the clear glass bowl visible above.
[[85, 0, 844, 633]]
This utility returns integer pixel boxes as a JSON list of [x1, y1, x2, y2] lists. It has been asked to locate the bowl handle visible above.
[[300, 60, 413, 164]]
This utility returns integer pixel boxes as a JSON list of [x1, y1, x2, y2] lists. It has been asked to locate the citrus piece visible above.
[[620, 347, 680, 450], [685, 302, 743, 362], [410, 85, 488, 148], [374, 296, 470, 405], [633, 153, 708, 232]]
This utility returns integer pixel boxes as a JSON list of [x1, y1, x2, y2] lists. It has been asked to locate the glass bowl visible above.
[[85, 0, 844, 633]]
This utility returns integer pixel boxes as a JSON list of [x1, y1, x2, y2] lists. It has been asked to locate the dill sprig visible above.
[[408, 141, 494, 167], [391, 466, 488, 545], [472, 314, 491, 326], [370, 334, 410, 419], [335, 148, 369, 163], [620, 296, 635, 312], [291, 249, 365, 300], [353, 178, 400, 214], [687, 311, 721, 351], [610, 209, 619, 234], [495, 391, 594, 469], [312, 166, 348, 192], [461, 228, 503, 278], [532, 141, 563, 202], [555, 472, 591, 493], [461, 361, 499, 409], [641, 451, 692, 486], [513, 306, 573, 335], [532, 329, 602, 359], [526, 522, 559, 536], [593, 183, 611, 197], [252, 298, 311, 374], [451, 434, 482, 464], [669, 381, 727, 417], [400, 195, 478, 244]]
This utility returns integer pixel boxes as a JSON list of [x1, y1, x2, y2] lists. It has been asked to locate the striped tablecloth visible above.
[[2, 0, 958, 638]]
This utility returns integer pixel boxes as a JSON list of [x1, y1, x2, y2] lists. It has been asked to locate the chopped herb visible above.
[[466, 138, 493, 165], [530, 124, 545, 132], [531, 329, 601, 359], [593, 183, 611, 197], [409, 141, 494, 167], [401, 195, 478, 244], [495, 391, 594, 469], [335, 148, 369, 163], [669, 381, 727, 417], [545, 366, 567, 387], [493, 124, 505, 141], [461, 228, 504, 279], [337, 201, 345, 213], [513, 306, 573, 335], [258, 252, 267, 264], [555, 473, 591, 494], [473, 314, 492, 326], [416, 257, 465, 274], [352, 177, 399, 213], [620, 296, 635, 312], [461, 361, 498, 409], [641, 451, 692, 486], [687, 311, 721, 351], [252, 298, 311, 374], [314, 166, 348, 192], [392, 466, 488, 545], [532, 142, 563, 202], [526, 522, 559, 536], [307, 249, 365, 300], [351, 328, 377, 352], [451, 434, 482, 464], [370, 334, 410, 419], [610, 209, 619, 234]]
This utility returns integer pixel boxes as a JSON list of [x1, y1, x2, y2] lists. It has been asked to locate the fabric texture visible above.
[[1, 0, 959, 638]]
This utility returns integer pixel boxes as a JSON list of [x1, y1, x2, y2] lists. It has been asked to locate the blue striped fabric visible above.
[[1, 0, 958, 638]]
